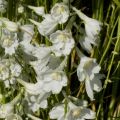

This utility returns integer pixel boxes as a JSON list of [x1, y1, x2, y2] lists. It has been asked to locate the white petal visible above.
[[85, 78, 94, 100], [28, 6, 44, 16], [81, 108, 96, 119], [49, 105, 64, 119]]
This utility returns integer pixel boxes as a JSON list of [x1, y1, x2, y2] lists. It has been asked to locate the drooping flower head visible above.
[[77, 56, 102, 100]]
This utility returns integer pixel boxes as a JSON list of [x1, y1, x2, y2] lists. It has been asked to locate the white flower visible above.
[[28, 5, 44, 16], [50, 30, 75, 56], [26, 93, 49, 111], [17, 79, 50, 111], [0, 58, 21, 87], [0, 0, 7, 13], [3, 20, 18, 32], [41, 71, 67, 94], [79, 27, 96, 53], [51, 2, 69, 24], [0, 29, 19, 55], [29, 14, 58, 36], [72, 7, 102, 45], [77, 56, 102, 100], [49, 99, 95, 120], [30, 53, 62, 77]]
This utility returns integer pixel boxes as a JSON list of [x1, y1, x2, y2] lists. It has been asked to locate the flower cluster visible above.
[[0, 0, 103, 119]]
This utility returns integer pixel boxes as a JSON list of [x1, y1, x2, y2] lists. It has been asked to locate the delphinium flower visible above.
[[0, 0, 7, 13], [50, 2, 69, 24], [30, 51, 63, 74], [40, 70, 67, 94], [72, 7, 101, 40], [28, 5, 45, 16], [0, 58, 22, 88], [78, 27, 94, 53], [50, 30, 75, 56], [29, 14, 58, 36], [0, 28, 19, 55], [49, 97, 95, 120], [17, 79, 51, 112], [72, 7, 102, 52], [0, 89, 23, 119], [77, 56, 102, 100], [3, 19, 18, 32]]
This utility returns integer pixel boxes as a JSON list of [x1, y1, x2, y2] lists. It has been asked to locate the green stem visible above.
[[99, 16, 118, 65]]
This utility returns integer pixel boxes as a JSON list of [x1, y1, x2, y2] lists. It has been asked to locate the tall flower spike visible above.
[[51, 2, 69, 24], [28, 5, 45, 16]]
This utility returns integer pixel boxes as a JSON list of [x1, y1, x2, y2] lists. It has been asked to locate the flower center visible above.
[[2, 37, 14, 47], [72, 108, 81, 118], [51, 72, 61, 81], [58, 34, 67, 42], [83, 59, 93, 70], [56, 6, 65, 14]]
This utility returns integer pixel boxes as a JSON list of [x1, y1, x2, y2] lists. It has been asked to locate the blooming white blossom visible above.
[[72, 7, 102, 47], [49, 99, 95, 120], [77, 56, 102, 100], [17, 79, 50, 111], [51, 2, 69, 24], [29, 14, 58, 36], [30, 53, 63, 77], [41, 71, 67, 94], [0, 58, 21, 87], [28, 5, 44, 16], [3, 20, 18, 32], [0, 0, 7, 13], [50, 30, 75, 56], [79, 27, 95, 53], [0, 28, 19, 55]]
